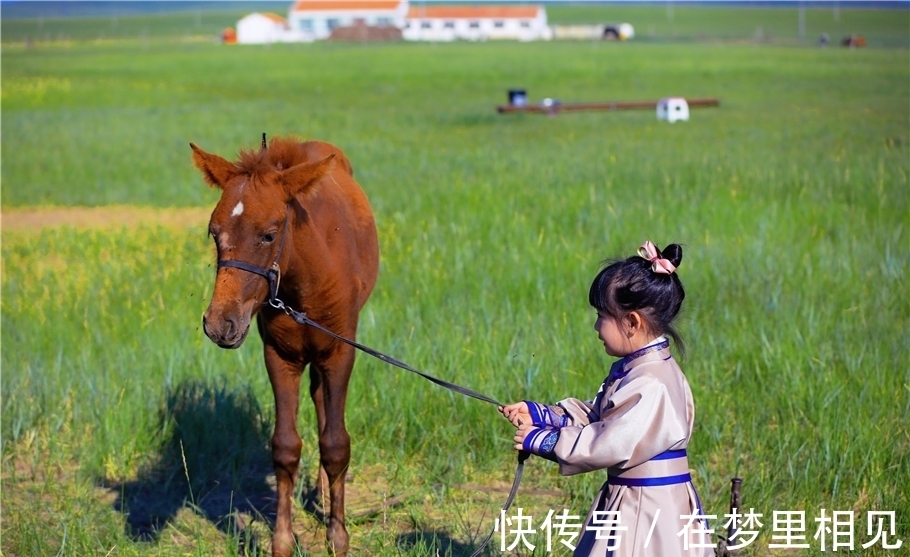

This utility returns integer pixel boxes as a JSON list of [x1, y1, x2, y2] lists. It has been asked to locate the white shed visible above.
[[403, 5, 551, 42], [289, 0, 409, 41], [237, 12, 290, 44]]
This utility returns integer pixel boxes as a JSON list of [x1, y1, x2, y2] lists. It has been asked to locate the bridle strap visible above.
[[217, 259, 272, 279]]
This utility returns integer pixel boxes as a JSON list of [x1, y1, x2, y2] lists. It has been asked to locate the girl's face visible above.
[[594, 311, 631, 357]]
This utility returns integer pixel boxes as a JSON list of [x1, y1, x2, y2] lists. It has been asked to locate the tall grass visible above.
[[2, 32, 908, 556]]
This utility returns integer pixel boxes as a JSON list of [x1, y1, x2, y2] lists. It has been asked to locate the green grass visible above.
[[2, 13, 909, 557], [549, 4, 910, 46]]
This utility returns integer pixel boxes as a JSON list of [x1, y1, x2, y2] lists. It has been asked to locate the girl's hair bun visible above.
[[661, 243, 683, 269], [589, 241, 688, 355]]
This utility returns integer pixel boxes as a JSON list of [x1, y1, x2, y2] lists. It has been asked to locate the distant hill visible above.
[[0, 1, 289, 19]]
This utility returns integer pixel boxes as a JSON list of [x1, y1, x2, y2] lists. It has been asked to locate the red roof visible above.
[[406, 5, 540, 19], [261, 12, 287, 24], [292, 1, 402, 11]]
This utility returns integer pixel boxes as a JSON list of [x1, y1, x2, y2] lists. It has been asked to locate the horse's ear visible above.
[[190, 143, 236, 189], [279, 154, 335, 199]]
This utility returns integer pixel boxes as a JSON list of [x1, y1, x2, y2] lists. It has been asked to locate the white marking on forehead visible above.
[[231, 201, 244, 217]]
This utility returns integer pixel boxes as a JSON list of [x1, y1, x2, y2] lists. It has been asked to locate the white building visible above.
[[403, 5, 551, 42], [288, 0, 409, 41], [236, 12, 310, 44]]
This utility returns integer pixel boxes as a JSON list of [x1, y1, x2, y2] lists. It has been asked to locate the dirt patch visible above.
[[1, 205, 211, 233]]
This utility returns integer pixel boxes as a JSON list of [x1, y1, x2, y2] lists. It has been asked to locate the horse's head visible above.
[[191, 140, 334, 348]]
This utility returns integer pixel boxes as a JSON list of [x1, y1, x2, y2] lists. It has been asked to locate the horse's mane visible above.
[[235, 137, 309, 176]]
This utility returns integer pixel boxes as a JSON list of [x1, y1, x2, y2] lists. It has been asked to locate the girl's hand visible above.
[[498, 402, 531, 428], [513, 422, 537, 451]]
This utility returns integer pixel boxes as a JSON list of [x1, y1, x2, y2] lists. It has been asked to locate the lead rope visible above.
[[267, 295, 528, 556], [216, 196, 528, 555]]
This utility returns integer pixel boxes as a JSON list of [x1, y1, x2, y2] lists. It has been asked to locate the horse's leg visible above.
[[307, 365, 330, 513], [264, 344, 304, 557], [312, 344, 355, 556]]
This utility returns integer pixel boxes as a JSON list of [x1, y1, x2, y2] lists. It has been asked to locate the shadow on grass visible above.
[[102, 380, 275, 547], [100, 380, 471, 556]]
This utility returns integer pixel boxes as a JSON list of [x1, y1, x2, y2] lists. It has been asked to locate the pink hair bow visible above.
[[638, 241, 676, 275]]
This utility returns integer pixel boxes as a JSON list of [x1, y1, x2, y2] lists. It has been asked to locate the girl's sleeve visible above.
[[555, 398, 598, 426], [525, 399, 595, 428], [551, 375, 688, 476]]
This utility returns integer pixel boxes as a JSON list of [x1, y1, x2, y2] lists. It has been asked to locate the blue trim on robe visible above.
[[608, 472, 692, 487], [526, 400, 570, 429], [522, 427, 560, 462], [651, 448, 687, 461], [609, 338, 671, 384]]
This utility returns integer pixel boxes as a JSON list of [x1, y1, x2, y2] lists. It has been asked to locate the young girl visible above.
[[500, 241, 713, 557]]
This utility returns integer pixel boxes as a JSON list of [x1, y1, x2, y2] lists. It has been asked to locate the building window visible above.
[[468, 21, 479, 29], [326, 18, 340, 30], [443, 21, 454, 29], [494, 20, 504, 28], [420, 21, 432, 29], [404, 21, 411, 29], [377, 17, 392, 26], [298, 18, 314, 31], [520, 20, 530, 28]]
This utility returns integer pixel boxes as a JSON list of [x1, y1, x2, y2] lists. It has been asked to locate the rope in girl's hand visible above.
[[274, 306, 530, 557]]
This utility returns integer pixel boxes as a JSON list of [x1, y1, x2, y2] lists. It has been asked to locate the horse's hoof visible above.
[[271, 531, 298, 557], [326, 521, 349, 556]]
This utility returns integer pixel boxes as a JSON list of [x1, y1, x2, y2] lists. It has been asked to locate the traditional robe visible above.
[[522, 339, 713, 557]]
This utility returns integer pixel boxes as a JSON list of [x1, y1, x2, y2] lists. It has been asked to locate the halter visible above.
[[216, 204, 290, 305]]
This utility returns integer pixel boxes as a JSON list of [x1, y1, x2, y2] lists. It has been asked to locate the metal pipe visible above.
[[729, 477, 743, 551], [717, 477, 743, 557], [497, 97, 720, 114]]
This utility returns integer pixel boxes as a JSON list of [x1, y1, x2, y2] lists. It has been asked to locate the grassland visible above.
[[2, 5, 909, 557]]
